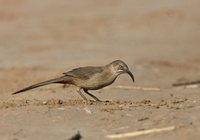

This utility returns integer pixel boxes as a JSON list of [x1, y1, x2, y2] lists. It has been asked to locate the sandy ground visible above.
[[0, 0, 200, 140]]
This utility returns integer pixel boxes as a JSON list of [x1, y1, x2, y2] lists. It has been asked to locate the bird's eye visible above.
[[118, 65, 124, 70]]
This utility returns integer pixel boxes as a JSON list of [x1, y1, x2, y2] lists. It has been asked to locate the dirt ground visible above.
[[0, 0, 200, 140]]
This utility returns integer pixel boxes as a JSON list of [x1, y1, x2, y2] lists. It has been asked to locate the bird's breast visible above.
[[77, 71, 117, 90]]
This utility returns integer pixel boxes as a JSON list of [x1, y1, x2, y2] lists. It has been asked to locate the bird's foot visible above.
[[83, 99, 102, 105], [95, 99, 102, 102]]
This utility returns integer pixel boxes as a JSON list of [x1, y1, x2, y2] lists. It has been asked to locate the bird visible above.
[[12, 60, 135, 102]]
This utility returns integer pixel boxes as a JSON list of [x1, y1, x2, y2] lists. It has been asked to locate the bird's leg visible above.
[[83, 89, 102, 102], [77, 88, 88, 101]]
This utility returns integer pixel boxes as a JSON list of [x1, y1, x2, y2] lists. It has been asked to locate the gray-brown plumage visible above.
[[12, 60, 135, 101]]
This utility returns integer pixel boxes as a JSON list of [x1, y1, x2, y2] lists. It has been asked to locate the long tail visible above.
[[12, 76, 66, 95]]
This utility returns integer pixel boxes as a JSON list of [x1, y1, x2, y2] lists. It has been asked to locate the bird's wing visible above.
[[63, 66, 103, 80]]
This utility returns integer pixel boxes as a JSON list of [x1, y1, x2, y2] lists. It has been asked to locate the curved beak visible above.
[[126, 70, 135, 82]]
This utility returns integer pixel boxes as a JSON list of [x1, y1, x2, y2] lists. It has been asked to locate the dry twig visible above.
[[108, 85, 161, 91], [172, 80, 200, 87], [106, 126, 175, 139]]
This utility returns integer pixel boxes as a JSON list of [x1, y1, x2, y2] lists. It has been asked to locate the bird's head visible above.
[[108, 60, 135, 82]]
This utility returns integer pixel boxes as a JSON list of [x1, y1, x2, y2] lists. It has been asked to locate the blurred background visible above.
[[0, 0, 200, 90]]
